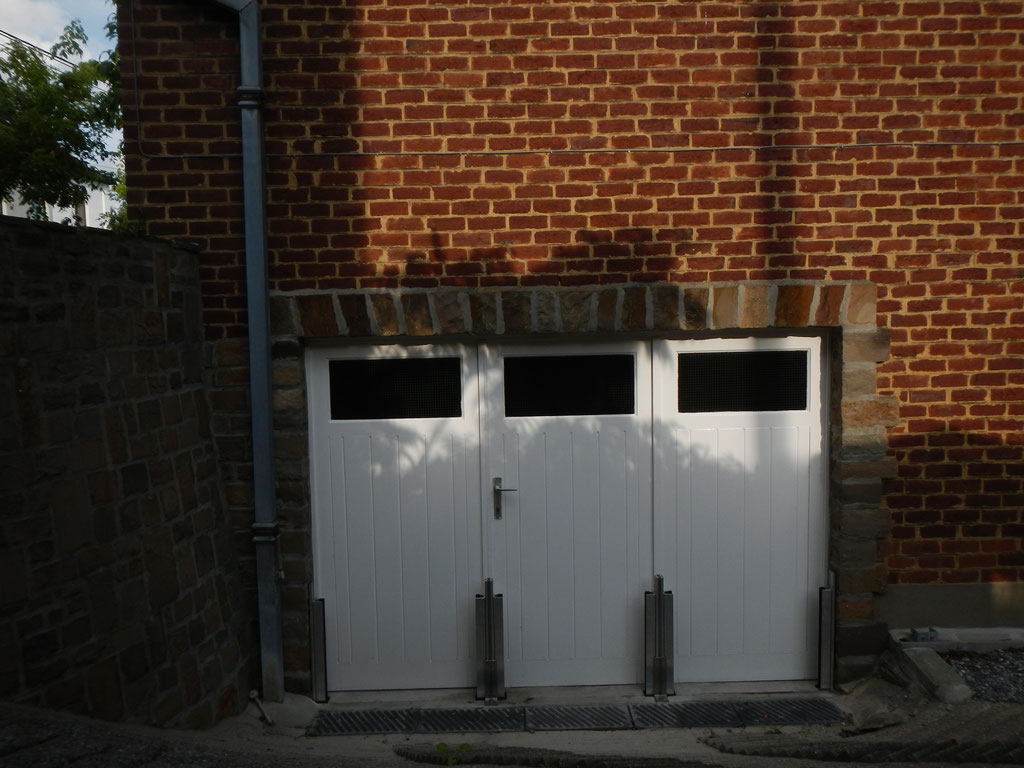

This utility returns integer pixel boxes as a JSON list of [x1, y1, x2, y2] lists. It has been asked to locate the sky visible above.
[[1, 0, 115, 59]]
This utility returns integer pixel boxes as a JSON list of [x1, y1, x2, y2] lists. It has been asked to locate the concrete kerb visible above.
[[886, 626, 1024, 704]]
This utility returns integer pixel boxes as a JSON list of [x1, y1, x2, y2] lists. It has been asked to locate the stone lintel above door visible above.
[[272, 282, 879, 340]]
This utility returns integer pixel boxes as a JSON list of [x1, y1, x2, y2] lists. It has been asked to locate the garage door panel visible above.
[[546, 429, 575, 662], [743, 428, 772, 656], [329, 433, 375, 665], [573, 431, 602, 660], [311, 338, 824, 691], [597, 428, 631, 660], [310, 345, 480, 690], [769, 426, 804, 656], [654, 337, 826, 684], [483, 343, 651, 687]]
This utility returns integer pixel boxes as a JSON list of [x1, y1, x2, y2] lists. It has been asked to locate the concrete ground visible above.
[[4, 671, 1024, 768]]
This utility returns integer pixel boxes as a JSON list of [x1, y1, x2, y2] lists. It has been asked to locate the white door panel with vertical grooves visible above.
[[480, 343, 652, 687], [308, 345, 481, 690], [309, 336, 826, 691], [653, 337, 826, 683]]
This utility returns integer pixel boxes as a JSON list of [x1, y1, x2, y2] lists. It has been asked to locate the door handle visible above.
[[492, 477, 517, 519]]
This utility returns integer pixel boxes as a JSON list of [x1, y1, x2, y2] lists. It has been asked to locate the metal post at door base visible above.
[[310, 597, 329, 703], [475, 578, 505, 703], [818, 570, 836, 691], [644, 574, 675, 700]]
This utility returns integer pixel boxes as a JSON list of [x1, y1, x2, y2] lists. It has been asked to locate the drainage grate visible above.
[[632, 701, 742, 729], [526, 705, 633, 731], [308, 698, 845, 736], [417, 707, 525, 733], [308, 708, 418, 736], [735, 698, 844, 727]]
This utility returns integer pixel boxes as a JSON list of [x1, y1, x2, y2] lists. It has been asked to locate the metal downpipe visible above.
[[205, 0, 284, 702]]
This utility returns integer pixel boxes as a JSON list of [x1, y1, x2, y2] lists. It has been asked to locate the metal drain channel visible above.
[[308, 698, 845, 736], [526, 705, 633, 731]]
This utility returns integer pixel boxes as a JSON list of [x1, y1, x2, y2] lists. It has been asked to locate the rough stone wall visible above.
[[119, 0, 1024, 685], [0, 217, 255, 727]]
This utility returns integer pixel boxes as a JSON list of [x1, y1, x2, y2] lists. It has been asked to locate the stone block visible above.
[[297, 294, 340, 338], [469, 292, 497, 334], [897, 647, 972, 703], [845, 282, 878, 327], [153, 690, 184, 724], [836, 620, 890, 656], [839, 458, 898, 480], [775, 284, 814, 327], [271, 337, 301, 361], [835, 654, 879, 684], [272, 360, 303, 387], [710, 285, 738, 329], [837, 596, 876, 621], [559, 291, 592, 333], [683, 287, 708, 330], [840, 476, 884, 504], [52, 478, 93, 555], [596, 289, 618, 332], [843, 328, 890, 363], [121, 463, 150, 495], [837, 505, 891, 538], [0, 622, 19, 695], [535, 290, 558, 333], [0, 550, 28, 606], [836, 425, 890, 461], [841, 397, 900, 429], [401, 293, 433, 336], [837, 567, 888, 596], [741, 283, 773, 328], [86, 657, 124, 721], [269, 294, 300, 336], [434, 292, 466, 335], [501, 291, 531, 334], [651, 285, 680, 330], [842, 362, 879, 399], [372, 294, 399, 335], [272, 387, 305, 412], [337, 294, 371, 336], [620, 287, 647, 331], [215, 339, 249, 367], [143, 528, 179, 609], [88, 470, 118, 503], [835, 537, 881, 568]]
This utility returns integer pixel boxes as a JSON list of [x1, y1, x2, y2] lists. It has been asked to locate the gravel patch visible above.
[[943, 648, 1024, 704]]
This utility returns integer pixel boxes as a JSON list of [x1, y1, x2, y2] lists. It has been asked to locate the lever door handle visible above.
[[492, 477, 517, 519]]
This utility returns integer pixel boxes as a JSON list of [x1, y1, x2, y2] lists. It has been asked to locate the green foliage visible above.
[[434, 742, 472, 766], [100, 166, 141, 233], [0, 16, 120, 217]]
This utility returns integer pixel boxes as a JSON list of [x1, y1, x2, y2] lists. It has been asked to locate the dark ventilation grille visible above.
[[504, 355, 635, 417], [677, 350, 807, 413], [306, 698, 845, 736], [329, 357, 462, 420]]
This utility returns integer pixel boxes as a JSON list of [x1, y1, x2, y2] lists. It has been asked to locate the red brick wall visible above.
[[120, 0, 1024, 596]]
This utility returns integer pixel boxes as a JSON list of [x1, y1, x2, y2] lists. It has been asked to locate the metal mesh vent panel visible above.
[[504, 354, 635, 417], [525, 705, 633, 731], [329, 357, 462, 420], [677, 350, 807, 413]]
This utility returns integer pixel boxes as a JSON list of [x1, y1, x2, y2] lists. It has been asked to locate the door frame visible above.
[[307, 333, 830, 691]]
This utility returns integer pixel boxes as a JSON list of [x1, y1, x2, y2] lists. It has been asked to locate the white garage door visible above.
[[308, 338, 825, 692]]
